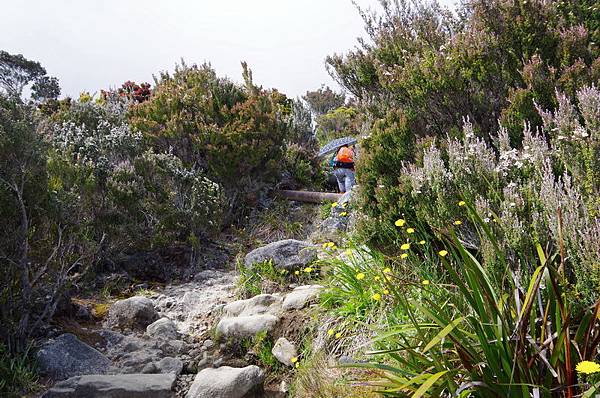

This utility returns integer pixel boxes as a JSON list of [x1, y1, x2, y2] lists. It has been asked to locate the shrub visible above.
[[129, 62, 310, 218], [46, 96, 225, 256]]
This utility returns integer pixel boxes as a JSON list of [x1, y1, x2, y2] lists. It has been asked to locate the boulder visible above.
[[271, 338, 297, 366], [244, 239, 316, 270], [185, 365, 264, 398], [216, 314, 279, 339], [222, 294, 282, 317], [42, 373, 176, 398], [105, 296, 158, 330], [146, 317, 179, 340], [282, 285, 323, 310], [37, 333, 111, 381]]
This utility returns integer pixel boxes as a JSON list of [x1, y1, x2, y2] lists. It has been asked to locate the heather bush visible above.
[[129, 62, 314, 218], [397, 87, 600, 304]]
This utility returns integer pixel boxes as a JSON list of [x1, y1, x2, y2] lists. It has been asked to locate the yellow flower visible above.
[[344, 249, 353, 256], [383, 289, 390, 295], [322, 242, 329, 249], [406, 228, 415, 234], [439, 250, 448, 257], [401, 253, 408, 259], [419, 240, 426, 245], [341, 202, 347, 208], [394, 218, 406, 227], [374, 276, 380, 281], [355, 273, 365, 280], [304, 267, 313, 273], [340, 212, 348, 217], [422, 280, 430, 285], [290, 357, 298, 363], [458, 200, 466, 206], [331, 202, 338, 208], [576, 361, 600, 375], [372, 293, 382, 301], [453, 220, 462, 225], [295, 362, 300, 368], [400, 243, 411, 251], [294, 270, 300, 275], [335, 332, 342, 339], [383, 268, 391, 274], [327, 329, 334, 336]]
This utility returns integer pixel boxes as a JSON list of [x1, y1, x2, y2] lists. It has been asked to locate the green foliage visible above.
[[315, 106, 361, 146], [251, 330, 283, 374], [47, 97, 225, 253], [356, 209, 600, 397], [0, 343, 39, 397], [129, 62, 314, 218], [0, 50, 60, 100]]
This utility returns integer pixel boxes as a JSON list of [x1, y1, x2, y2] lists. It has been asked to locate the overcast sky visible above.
[[1, 0, 455, 99]]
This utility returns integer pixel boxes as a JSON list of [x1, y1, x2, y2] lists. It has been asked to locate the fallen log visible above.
[[276, 190, 343, 203]]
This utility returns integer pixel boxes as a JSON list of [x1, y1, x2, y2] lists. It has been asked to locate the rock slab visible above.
[[244, 239, 316, 270], [216, 314, 279, 339], [186, 365, 264, 398], [37, 333, 111, 381], [42, 373, 176, 398], [282, 285, 323, 310], [105, 296, 159, 330]]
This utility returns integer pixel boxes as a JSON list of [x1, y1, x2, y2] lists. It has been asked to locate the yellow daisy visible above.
[[394, 218, 406, 227], [355, 273, 365, 280], [406, 228, 415, 234], [576, 361, 600, 375], [401, 253, 408, 259], [458, 200, 466, 206], [400, 243, 411, 251], [439, 250, 448, 257], [372, 293, 382, 301]]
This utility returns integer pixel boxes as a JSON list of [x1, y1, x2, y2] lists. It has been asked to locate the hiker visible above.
[[332, 144, 355, 193]]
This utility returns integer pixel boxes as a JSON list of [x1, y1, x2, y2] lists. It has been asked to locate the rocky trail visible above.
[[37, 194, 351, 398]]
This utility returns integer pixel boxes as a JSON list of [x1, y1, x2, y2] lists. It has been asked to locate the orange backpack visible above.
[[336, 147, 354, 163]]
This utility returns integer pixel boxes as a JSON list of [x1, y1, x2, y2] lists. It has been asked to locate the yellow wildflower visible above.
[[341, 202, 347, 208], [374, 276, 380, 281], [304, 267, 313, 273], [331, 202, 338, 208], [344, 249, 353, 256], [439, 250, 448, 257], [327, 329, 334, 336], [372, 293, 382, 301], [294, 270, 300, 276], [453, 220, 462, 225], [576, 361, 600, 375], [335, 332, 342, 339], [400, 243, 411, 251], [401, 253, 408, 259], [383, 268, 391, 274], [295, 362, 300, 368], [355, 273, 365, 280], [383, 289, 390, 295], [406, 228, 415, 234], [422, 280, 430, 285], [419, 240, 426, 245], [340, 212, 348, 217], [458, 200, 466, 206], [394, 218, 406, 227], [291, 357, 298, 363]]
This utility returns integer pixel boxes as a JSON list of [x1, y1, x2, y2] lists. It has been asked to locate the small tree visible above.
[[303, 86, 346, 116], [0, 50, 60, 100]]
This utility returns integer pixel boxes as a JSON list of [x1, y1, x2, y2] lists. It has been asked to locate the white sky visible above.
[[1, 0, 456, 99]]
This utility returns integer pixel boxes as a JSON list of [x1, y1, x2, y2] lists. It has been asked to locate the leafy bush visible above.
[[46, 97, 225, 253], [129, 62, 315, 218]]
